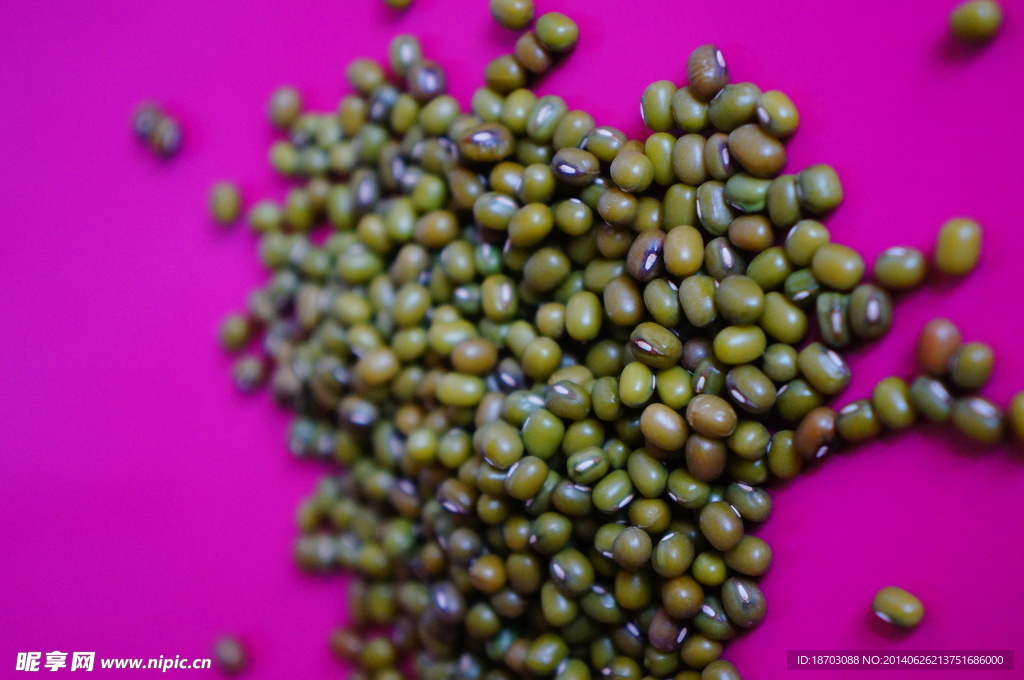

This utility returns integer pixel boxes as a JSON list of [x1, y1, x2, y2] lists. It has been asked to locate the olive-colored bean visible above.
[[816, 292, 851, 348], [761, 343, 798, 382], [725, 365, 776, 415], [620, 361, 656, 409], [662, 574, 705, 619], [785, 220, 830, 267], [872, 377, 917, 430], [611, 526, 653, 571], [641, 403, 689, 450], [697, 183, 737, 237], [713, 325, 766, 365], [666, 87, 706, 133], [727, 124, 787, 178], [760, 292, 808, 345], [611, 151, 655, 193], [767, 430, 801, 479], [724, 535, 773, 576], [836, 399, 882, 443], [784, 268, 821, 307], [702, 660, 742, 680], [593, 470, 636, 513], [680, 275, 719, 328], [746, 247, 793, 292], [490, 0, 534, 29], [667, 469, 711, 509], [756, 90, 799, 138], [704, 133, 736, 181], [725, 482, 771, 522], [948, 342, 994, 391], [664, 225, 705, 277], [797, 343, 851, 395], [630, 321, 682, 370], [721, 576, 766, 628], [671, 134, 708, 186], [680, 633, 723, 669], [715, 275, 764, 325], [909, 376, 954, 423], [796, 164, 843, 214], [684, 435, 727, 482], [708, 83, 761, 133], [849, 284, 893, 341], [664, 183, 699, 228], [686, 394, 738, 438], [644, 278, 682, 327], [694, 594, 737, 641], [728, 214, 774, 252], [766, 174, 801, 228], [950, 0, 1003, 44], [641, 80, 676, 132], [952, 396, 1004, 444], [535, 12, 579, 53], [645, 133, 676, 186], [552, 110, 594, 150], [872, 586, 924, 628], [874, 246, 927, 290], [545, 380, 592, 421], [705, 238, 747, 280]]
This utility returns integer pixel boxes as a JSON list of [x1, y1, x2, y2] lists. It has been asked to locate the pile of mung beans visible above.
[[213, 2, 1018, 678]]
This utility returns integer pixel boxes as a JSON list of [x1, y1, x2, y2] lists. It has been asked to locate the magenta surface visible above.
[[1, 0, 1023, 677]]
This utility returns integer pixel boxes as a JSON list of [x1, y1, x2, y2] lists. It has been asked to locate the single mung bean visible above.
[[909, 376, 954, 423], [611, 151, 655, 193], [724, 535, 772, 576], [721, 576, 766, 628], [268, 86, 302, 129], [746, 247, 793, 291], [672, 86, 710, 131], [535, 12, 579, 53], [812, 243, 864, 291], [849, 284, 893, 341], [872, 377, 917, 430], [713, 325, 766, 365], [935, 218, 982, 276], [874, 246, 927, 290], [837, 400, 882, 442], [762, 343, 799, 382], [756, 90, 799, 138], [872, 586, 924, 628], [641, 403, 689, 450], [489, 0, 534, 29], [798, 343, 851, 395], [641, 80, 677, 132], [950, 0, 1002, 44], [762, 176, 801, 231], [952, 396, 1005, 443], [728, 124, 787, 178], [708, 83, 761, 133], [814, 292, 850, 349], [948, 341, 994, 391], [796, 164, 843, 214], [725, 366, 776, 415], [686, 394, 738, 438]]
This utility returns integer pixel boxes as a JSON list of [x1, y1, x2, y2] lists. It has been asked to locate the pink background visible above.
[[1, 0, 1023, 677]]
